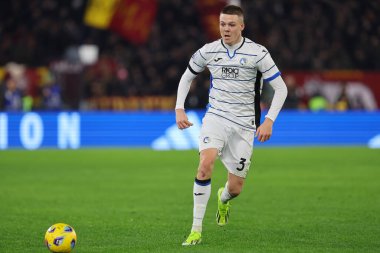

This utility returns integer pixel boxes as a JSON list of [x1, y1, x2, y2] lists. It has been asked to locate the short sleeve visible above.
[[255, 46, 281, 82], [188, 45, 207, 74]]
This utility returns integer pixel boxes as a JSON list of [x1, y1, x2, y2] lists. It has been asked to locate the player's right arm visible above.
[[175, 70, 196, 130], [175, 46, 208, 129], [175, 68, 197, 129]]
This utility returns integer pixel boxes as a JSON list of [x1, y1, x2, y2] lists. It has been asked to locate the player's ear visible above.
[[240, 22, 245, 31], [239, 17, 245, 31]]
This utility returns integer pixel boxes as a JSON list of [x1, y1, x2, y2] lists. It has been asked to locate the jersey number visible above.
[[236, 158, 247, 171]]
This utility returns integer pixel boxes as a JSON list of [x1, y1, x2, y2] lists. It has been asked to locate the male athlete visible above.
[[175, 5, 288, 245]]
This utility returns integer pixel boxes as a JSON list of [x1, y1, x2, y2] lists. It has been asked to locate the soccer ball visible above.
[[44, 223, 77, 253]]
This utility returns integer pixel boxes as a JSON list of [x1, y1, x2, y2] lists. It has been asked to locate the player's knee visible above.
[[228, 182, 243, 196], [197, 157, 214, 179], [199, 155, 215, 170]]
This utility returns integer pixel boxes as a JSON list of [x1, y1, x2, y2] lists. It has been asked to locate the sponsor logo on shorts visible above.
[[203, 137, 210, 143]]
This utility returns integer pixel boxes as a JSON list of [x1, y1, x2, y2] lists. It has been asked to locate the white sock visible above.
[[191, 178, 211, 233], [221, 182, 235, 203]]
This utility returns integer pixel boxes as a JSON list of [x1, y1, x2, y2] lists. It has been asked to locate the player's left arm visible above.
[[256, 76, 288, 142]]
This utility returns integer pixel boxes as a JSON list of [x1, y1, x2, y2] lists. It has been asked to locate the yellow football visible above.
[[44, 223, 77, 253]]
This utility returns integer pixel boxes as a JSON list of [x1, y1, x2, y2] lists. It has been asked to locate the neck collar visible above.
[[221, 37, 245, 58]]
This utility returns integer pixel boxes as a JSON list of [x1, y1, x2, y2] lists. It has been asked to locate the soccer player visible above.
[[175, 5, 288, 246]]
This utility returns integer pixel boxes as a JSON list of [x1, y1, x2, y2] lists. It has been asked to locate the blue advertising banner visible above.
[[0, 111, 379, 150]]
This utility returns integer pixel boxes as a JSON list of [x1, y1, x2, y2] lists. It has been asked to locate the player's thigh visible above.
[[220, 128, 254, 178], [198, 115, 227, 154]]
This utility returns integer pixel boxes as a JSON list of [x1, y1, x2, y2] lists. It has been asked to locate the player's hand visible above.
[[175, 109, 193, 129], [255, 118, 273, 142]]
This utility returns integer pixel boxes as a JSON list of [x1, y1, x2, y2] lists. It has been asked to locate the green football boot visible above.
[[182, 231, 202, 246], [216, 187, 231, 226]]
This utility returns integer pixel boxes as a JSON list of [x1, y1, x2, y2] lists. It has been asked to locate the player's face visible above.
[[219, 14, 244, 46]]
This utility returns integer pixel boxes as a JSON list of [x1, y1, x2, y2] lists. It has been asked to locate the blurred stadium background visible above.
[[0, 0, 379, 148], [1, 1, 380, 253]]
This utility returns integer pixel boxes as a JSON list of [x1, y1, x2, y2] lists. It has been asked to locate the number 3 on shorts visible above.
[[236, 158, 247, 171]]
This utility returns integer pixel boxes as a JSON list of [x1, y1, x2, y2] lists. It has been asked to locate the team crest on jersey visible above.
[[240, 58, 247, 65]]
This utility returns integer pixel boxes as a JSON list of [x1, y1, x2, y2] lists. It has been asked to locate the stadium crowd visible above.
[[0, 0, 379, 111]]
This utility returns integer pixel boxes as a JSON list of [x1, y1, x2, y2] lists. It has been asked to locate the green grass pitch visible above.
[[0, 147, 379, 253]]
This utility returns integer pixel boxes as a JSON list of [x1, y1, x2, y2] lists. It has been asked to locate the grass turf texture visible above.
[[0, 147, 379, 253]]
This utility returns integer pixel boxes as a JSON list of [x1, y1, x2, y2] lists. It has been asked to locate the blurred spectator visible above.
[[0, 0, 379, 110], [305, 78, 378, 111], [345, 82, 377, 110], [309, 91, 329, 111], [243, 1, 380, 70], [0, 86, 4, 111], [334, 84, 351, 111], [41, 81, 62, 110], [4, 76, 23, 111], [282, 75, 306, 109]]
